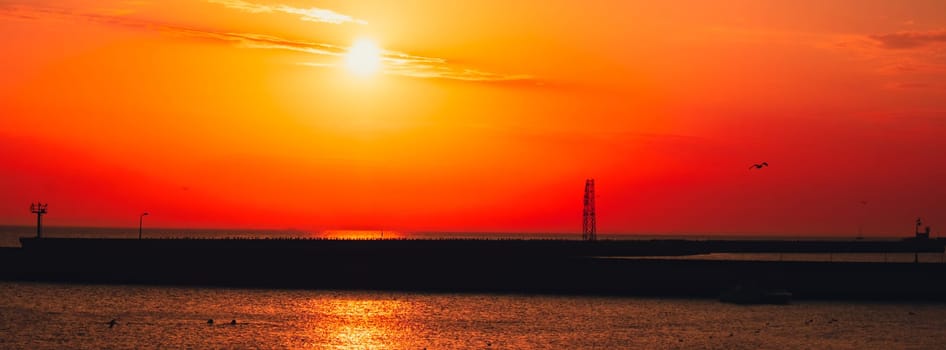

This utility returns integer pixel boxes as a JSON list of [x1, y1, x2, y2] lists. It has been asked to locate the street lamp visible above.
[[30, 202, 48, 239], [139, 212, 149, 239]]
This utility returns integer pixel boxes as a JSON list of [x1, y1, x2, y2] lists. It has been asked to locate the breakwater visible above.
[[1, 238, 945, 300]]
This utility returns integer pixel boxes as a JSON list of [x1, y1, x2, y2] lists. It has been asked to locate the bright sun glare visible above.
[[344, 38, 382, 77]]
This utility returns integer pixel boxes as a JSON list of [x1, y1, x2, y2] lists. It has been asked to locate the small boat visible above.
[[720, 285, 792, 305]]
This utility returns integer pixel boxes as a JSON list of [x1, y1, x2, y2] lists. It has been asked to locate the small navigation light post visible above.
[[30, 202, 48, 239], [582, 179, 597, 241], [139, 212, 149, 240]]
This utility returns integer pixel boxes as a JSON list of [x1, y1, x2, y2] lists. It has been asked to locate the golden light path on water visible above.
[[3, 282, 946, 348], [319, 299, 407, 347]]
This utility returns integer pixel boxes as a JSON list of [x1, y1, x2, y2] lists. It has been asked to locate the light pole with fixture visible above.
[[139, 212, 149, 239], [30, 202, 48, 239]]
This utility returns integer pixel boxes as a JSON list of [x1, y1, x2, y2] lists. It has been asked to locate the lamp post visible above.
[[139, 212, 149, 240], [30, 202, 48, 239]]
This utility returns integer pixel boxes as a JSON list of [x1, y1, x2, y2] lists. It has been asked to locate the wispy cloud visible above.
[[382, 62, 533, 82], [869, 29, 946, 49], [183, 30, 350, 57], [0, 3, 532, 83], [168, 28, 531, 81], [885, 81, 946, 90], [184, 30, 532, 82], [207, 0, 366, 25]]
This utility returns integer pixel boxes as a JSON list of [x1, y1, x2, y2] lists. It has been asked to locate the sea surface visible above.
[[2, 281, 945, 349]]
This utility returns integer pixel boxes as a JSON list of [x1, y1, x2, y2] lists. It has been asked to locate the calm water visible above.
[[1, 282, 945, 349]]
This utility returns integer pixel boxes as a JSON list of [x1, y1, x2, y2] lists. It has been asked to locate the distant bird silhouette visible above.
[[749, 162, 769, 170], [230, 319, 237, 325], [107, 319, 118, 328], [207, 319, 214, 325]]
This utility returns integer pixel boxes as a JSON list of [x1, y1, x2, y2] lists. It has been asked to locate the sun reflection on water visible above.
[[6, 284, 946, 349], [300, 296, 412, 349]]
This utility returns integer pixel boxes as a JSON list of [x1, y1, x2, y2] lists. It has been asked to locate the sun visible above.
[[344, 38, 382, 77]]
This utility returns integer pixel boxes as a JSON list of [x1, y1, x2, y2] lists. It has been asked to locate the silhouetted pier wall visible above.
[[1, 238, 945, 300]]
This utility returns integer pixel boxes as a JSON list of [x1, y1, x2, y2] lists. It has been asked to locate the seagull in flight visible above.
[[749, 162, 769, 170]]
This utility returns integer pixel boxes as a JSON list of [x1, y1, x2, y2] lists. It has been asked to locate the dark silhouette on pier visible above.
[[5, 200, 944, 301], [582, 179, 596, 241], [29, 202, 47, 238], [107, 319, 118, 328], [139, 212, 149, 240], [749, 162, 769, 170]]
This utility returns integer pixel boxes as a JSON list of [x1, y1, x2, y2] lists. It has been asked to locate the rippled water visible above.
[[1, 282, 944, 349]]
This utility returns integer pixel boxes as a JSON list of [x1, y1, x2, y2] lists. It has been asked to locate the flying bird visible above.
[[749, 162, 769, 170]]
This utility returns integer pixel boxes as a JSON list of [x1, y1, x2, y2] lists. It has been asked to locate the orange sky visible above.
[[2, 0, 945, 236]]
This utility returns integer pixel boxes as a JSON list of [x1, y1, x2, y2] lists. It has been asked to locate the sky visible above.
[[2, 0, 945, 236]]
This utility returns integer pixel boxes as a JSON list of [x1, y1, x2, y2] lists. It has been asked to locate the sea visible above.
[[2, 226, 946, 349], [2, 282, 946, 349]]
